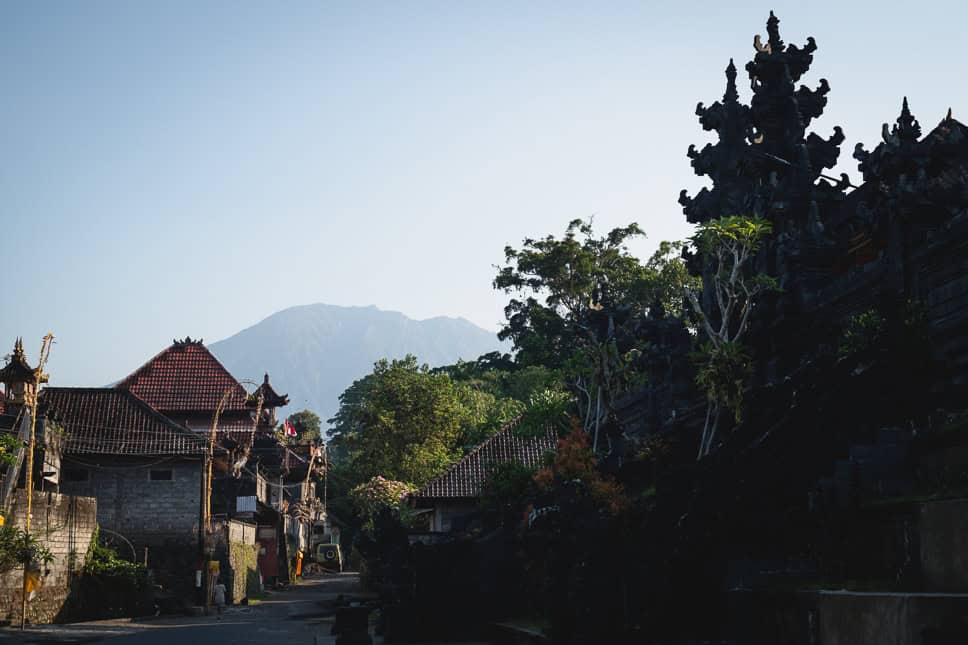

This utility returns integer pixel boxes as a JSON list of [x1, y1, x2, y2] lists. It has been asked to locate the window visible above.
[[63, 468, 90, 483], [149, 469, 173, 481]]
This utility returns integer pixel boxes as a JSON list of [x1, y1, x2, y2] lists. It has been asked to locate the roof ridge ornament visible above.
[[724, 59, 739, 103], [753, 35, 771, 55], [885, 96, 921, 144], [172, 336, 204, 347], [767, 10, 784, 53]]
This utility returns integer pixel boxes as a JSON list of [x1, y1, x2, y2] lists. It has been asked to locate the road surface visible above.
[[0, 573, 370, 645]]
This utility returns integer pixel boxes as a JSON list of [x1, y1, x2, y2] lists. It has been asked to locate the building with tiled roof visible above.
[[412, 418, 557, 532], [42, 385, 214, 555], [117, 337, 250, 414], [115, 337, 289, 445], [41, 388, 207, 456]]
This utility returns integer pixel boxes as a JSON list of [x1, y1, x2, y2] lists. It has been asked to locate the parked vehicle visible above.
[[315, 543, 343, 572]]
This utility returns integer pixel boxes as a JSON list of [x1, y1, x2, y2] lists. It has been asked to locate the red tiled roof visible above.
[[413, 418, 558, 501], [116, 338, 249, 413], [41, 387, 208, 456]]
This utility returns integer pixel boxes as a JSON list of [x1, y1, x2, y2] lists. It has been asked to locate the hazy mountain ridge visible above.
[[208, 304, 509, 421]]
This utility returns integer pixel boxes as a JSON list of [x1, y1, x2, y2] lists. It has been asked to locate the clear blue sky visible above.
[[2, 1, 966, 387]]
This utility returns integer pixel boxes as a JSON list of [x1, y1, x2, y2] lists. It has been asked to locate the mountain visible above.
[[208, 304, 509, 422]]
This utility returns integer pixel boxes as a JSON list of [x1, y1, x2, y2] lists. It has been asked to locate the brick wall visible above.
[[60, 458, 202, 552], [0, 490, 97, 624]]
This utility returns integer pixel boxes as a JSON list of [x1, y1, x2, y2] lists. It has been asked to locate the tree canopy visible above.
[[287, 409, 322, 445], [493, 219, 697, 441], [326, 355, 464, 488]]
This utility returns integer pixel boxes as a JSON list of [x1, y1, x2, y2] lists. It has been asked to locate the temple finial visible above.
[[766, 11, 784, 53], [947, 107, 953, 121], [893, 96, 921, 142], [724, 59, 738, 103]]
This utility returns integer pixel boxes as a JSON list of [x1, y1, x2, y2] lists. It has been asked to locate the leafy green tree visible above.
[[454, 384, 525, 451], [431, 354, 566, 448], [326, 355, 465, 488], [685, 215, 776, 459], [287, 409, 322, 445], [432, 356, 563, 404], [494, 219, 650, 370], [495, 219, 695, 446], [643, 240, 702, 320]]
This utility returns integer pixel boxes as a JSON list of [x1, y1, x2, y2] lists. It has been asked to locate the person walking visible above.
[[213, 577, 227, 619]]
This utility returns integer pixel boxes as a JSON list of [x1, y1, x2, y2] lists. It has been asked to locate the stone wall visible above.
[[920, 498, 968, 592], [818, 591, 968, 644], [0, 490, 97, 624], [228, 541, 260, 603], [212, 519, 260, 604], [60, 458, 201, 551], [228, 520, 256, 545]]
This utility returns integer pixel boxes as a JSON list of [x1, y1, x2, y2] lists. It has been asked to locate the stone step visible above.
[[818, 591, 968, 644]]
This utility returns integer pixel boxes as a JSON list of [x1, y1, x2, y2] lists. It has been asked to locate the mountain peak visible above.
[[209, 304, 508, 420]]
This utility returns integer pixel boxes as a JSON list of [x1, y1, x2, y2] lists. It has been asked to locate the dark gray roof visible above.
[[41, 387, 208, 456], [413, 418, 557, 501]]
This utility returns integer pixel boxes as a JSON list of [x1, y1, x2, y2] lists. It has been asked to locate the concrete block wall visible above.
[[60, 459, 201, 551], [0, 490, 97, 624]]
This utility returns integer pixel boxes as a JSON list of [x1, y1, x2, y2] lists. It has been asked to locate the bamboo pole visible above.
[[21, 333, 54, 630]]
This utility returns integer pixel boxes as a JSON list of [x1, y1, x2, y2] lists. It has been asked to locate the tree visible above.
[[287, 409, 322, 445], [494, 219, 695, 447], [326, 355, 465, 488], [494, 219, 650, 370], [685, 215, 776, 459], [643, 240, 702, 321]]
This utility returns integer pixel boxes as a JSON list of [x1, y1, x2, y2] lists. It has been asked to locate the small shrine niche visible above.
[[0, 338, 47, 407]]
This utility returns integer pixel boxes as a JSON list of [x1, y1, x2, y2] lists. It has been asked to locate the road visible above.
[[0, 573, 373, 645]]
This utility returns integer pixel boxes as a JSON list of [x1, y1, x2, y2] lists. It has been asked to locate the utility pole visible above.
[[21, 333, 54, 630]]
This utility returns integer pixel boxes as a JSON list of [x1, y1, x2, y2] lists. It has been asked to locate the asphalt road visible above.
[[0, 573, 372, 645]]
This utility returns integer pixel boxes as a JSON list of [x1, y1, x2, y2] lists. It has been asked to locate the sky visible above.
[[2, 1, 966, 387]]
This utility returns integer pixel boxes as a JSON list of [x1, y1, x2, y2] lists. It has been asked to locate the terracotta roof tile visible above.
[[42, 387, 208, 456], [116, 338, 249, 413], [414, 418, 557, 500]]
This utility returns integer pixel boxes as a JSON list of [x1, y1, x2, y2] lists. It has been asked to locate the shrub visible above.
[[350, 476, 417, 528], [0, 525, 54, 574]]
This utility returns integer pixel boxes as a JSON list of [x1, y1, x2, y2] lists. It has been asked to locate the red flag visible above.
[[285, 419, 297, 437]]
